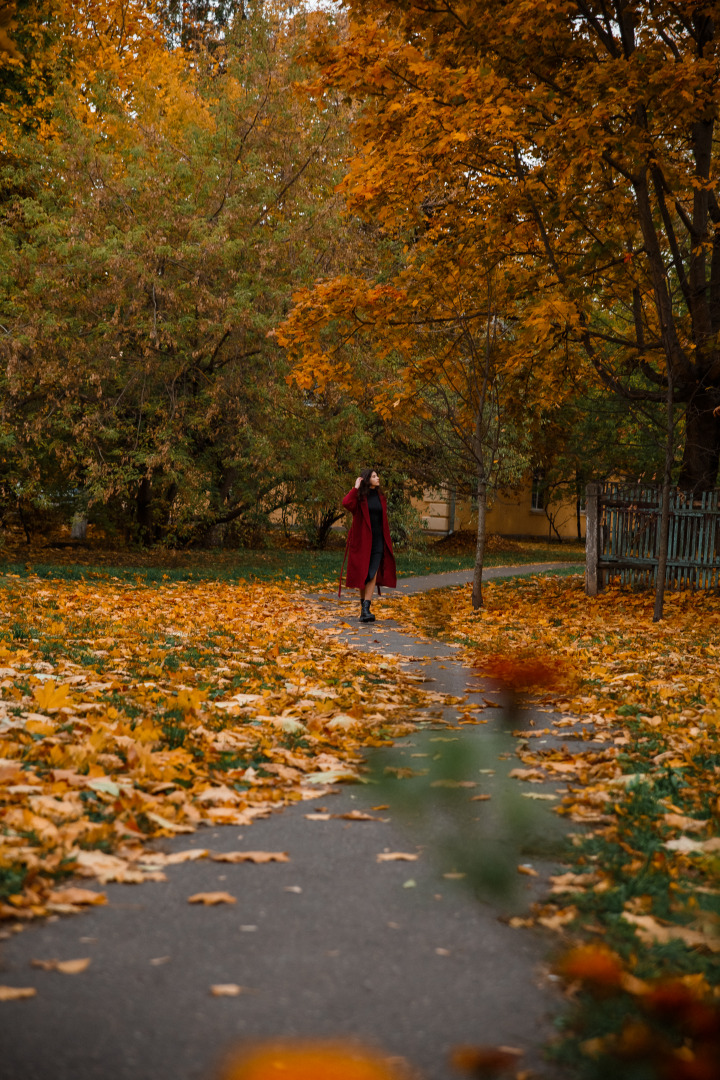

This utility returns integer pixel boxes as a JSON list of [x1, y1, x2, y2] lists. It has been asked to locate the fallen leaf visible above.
[[325, 714, 360, 730], [537, 907, 578, 931], [46, 888, 106, 906], [32, 682, 72, 711], [159, 849, 208, 864], [621, 912, 720, 952], [663, 813, 709, 832], [144, 812, 196, 834], [196, 785, 241, 805], [31, 958, 91, 974], [0, 569, 445, 920], [56, 958, 91, 975], [210, 852, 289, 864], [187, 892, 237, 905], [549, 872, 598, 893], [0, 985, 36, 1001], [210, 983, 244, 996], [376, 852, 418, 862], [303, 769, 359, 784], [663, 836, 720, 855], [73, 850, 146, 884]]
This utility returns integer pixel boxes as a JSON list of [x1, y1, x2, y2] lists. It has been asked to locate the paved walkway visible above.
[[392, 561, 579, 594], [0, 564, 579, 1080]]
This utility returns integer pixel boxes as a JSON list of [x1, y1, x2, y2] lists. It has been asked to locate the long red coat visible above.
[[339, 486, 397, 595]]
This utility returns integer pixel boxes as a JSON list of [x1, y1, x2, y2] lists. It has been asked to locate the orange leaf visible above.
[[188, 892, 237, 905], [210, 852, 289, 864]]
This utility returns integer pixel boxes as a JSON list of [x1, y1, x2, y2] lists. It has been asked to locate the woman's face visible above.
[[369, 471, 380, 487]]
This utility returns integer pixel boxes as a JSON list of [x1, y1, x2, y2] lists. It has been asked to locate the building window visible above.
[[531, 469, 545, 511]]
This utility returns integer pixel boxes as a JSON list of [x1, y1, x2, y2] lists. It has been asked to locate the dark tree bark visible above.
[[472, 472, 487, 610], [136, 476, 153, 540], [678, 389, 720, 492], [654, 365, 675, 622]]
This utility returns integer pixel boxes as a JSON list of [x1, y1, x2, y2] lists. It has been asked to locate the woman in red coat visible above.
[[340, 468, 397, 623]]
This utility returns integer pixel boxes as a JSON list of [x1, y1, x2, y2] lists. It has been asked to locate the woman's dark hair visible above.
[[357, 467, 383, 500]]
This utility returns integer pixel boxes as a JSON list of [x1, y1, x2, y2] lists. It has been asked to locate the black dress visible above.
[[365, 489, 385, 583]]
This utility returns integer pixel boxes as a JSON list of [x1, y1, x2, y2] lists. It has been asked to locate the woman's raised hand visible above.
[[355, 477, 362, 489]]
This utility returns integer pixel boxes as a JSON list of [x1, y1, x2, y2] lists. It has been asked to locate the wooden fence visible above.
[[585, 482, 720, 595]]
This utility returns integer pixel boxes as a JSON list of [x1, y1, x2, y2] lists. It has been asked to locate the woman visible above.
[[340, 468, 397, 622]]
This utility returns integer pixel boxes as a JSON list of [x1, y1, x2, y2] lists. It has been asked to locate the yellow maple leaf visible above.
[[32, 681, 72, 711]]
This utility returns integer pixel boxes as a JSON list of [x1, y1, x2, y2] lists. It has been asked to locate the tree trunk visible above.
[[472, 476, 487, 610], [70, 514, 88, 541], [136, 477, 153, 540], [16, 499, 31, 543], [654, 367, 675, 621], [678, 389, 720, 492], [314, 509, 343, 550], [204, 523, 225, 548]]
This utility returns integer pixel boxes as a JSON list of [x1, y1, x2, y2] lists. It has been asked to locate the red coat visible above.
[[339, 486, 397, 595]]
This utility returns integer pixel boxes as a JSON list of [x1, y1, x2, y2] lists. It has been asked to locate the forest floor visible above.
[[0, 550, 717, 1080]]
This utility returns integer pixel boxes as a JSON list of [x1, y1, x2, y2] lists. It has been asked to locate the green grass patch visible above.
[[0, 544, 583, 588]]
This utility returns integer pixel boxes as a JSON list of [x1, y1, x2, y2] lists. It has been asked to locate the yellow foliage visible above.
[[0, 574, 445, 916], [32, 681, 72, 711]]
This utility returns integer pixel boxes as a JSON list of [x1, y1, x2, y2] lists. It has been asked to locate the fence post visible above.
[[585, 483, 600, 596]]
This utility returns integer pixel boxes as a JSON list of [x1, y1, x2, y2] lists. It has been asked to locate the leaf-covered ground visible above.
[[0, 574, 450, 920], [385, 574, 720, 1077]]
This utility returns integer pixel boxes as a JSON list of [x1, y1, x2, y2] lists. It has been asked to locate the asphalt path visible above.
[[0, 563, 584, 1080], [391, 561, 579, 594]]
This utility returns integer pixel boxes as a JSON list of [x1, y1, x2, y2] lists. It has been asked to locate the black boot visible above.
[[360, 599, 375, 623]]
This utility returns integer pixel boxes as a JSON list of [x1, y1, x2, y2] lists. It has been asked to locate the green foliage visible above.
[[385, 490, 428, 552], [0, 2, 395, 546], [366, 730, 561, 901]]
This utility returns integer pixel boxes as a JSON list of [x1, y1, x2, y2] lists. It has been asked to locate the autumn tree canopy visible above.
[[282, 0, 720, 493], [0, 0, 395, 544]]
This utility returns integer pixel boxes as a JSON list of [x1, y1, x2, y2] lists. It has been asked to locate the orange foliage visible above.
[[450, 1045, 522, 1077], [557, 945, 625, 993], [473, 654, 578, 695], [220, 1042, 410, 1080], [283, 0, 720, 491]]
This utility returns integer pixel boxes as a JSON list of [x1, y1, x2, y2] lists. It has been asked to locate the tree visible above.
[[531, 382, 682, 540], [296, 0, 720, 493], [0, 0, 367, 544], [279, 211, 539, 605]]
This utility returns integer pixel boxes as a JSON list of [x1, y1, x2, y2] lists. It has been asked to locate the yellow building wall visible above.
[[414, 480, 586, 540], [414, 488, 453, 533]]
